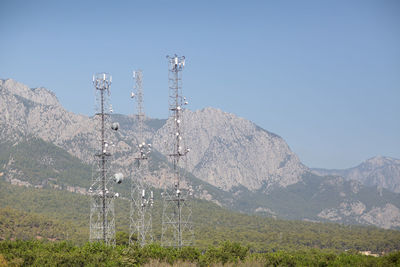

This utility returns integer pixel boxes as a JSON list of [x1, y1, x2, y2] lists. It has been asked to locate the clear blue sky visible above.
[[1, 0, 399, 169]]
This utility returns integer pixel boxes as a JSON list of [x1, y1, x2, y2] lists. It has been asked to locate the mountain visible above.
[[0, 79, 96, 159], [0, 79, 233, 205], [0, 79, 169, 187], [312, 156, 400, 193], [153, 108, 307, 191], [0, 78, 307, 194], [1, 78, 400, 229]]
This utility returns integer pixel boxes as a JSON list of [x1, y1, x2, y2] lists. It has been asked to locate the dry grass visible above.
[[209, 258, 266, 267], [142, 259, 197, 267], [0, 254, 8, 267], [142, 258, 267, 267]]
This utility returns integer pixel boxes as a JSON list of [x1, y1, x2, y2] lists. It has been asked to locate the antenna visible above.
[[161, 55, 194, 248], [89, 72, 120, 245], [129, 70, 154, 246]]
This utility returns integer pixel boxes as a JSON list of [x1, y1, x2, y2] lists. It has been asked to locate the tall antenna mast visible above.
[[89, 73, 121, 245], [129, 70, 154, 246], [161, 55, 194, 248]]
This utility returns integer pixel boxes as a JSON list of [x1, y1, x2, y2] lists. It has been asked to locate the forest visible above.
[[2, 179, 400, 253]]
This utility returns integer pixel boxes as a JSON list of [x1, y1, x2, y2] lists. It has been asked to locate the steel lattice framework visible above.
[[89, 73, 118, 245], [161, 55, 194, 248], [129, 70, 154, 246]]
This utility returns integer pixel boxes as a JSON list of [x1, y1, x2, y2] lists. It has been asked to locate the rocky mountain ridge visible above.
[[0, 78, 307, 192], [312, 156, 400, 193]]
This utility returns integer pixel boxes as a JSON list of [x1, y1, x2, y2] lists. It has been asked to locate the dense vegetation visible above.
[[1, 240, 400, 266], [1, 180, 400, 253], [0, 208, 75, 242], [0, 138, 91, 188]]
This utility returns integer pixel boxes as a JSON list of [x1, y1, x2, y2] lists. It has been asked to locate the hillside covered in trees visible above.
[[1, 180, 400, 253]]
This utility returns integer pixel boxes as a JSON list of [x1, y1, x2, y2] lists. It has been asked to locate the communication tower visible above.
[[129, 70, 154, 246], [161, 55, 194, 248], [89, 73, 121, 245]]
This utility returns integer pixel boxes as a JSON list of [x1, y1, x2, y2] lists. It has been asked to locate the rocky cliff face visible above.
[[0, 79, 95, 155], [312, 156, 400, 193], [153, 108, 307, 191]]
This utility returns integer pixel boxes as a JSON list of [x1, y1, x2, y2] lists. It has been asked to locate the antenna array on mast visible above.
[[88, 55, 194, 247], [130, 70, 154, 246], [89, 73, 121, 245], [161, 55, 194, 248]]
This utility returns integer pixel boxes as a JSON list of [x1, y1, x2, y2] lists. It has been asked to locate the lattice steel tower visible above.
[[161, 55, 194, 248], [129, 70, 154, 246], [89, 73, 120, 245]]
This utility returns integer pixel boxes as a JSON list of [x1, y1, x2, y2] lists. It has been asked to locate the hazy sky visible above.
[[1, 0, 399, 169]]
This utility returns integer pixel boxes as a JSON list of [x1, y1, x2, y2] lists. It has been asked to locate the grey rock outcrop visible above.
[[318, 202, 400, 229]]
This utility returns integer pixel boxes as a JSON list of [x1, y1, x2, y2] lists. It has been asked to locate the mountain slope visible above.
[[0, 136, 234, 207], [0, 138, 90, 191], [313, 156, 400, 193], [221, 172, 400, 229], [2, 179, 400, 252], [269, 173, 400, 229], [3, 135, 400, 229]]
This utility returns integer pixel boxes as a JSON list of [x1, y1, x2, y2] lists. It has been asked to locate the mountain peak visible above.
[[364, 156, 400, 166], [313, 155, 400, 193], [197, 107, 247, 120], [153, 106, 307, 191], [0, 78, 59, 106], [194, 107, 240, 122]]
